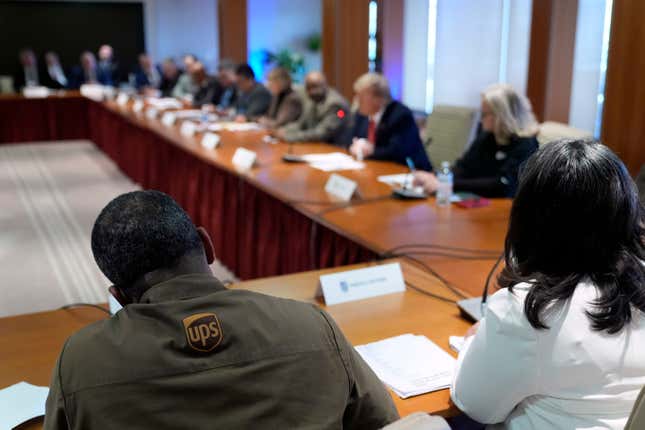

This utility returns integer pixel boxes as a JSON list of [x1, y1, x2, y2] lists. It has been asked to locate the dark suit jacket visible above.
[[453, 131, 538, 197], [236, 83, 272, 120], [134, 66, 162, 89], [353, 100, 432, 171], [193, 78, 224, 107], [42, 67, 68, 90], [68, 66, 91, 89]]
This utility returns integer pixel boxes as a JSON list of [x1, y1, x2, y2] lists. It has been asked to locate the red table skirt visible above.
[[2, 96, 375, 279], [0, 96, 89, 143]]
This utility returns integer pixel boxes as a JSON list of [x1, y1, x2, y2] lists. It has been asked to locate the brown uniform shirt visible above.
[[44, 274, 398, 429]]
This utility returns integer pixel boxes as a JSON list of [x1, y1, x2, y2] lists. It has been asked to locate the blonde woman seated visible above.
[[452, 139, 645, 429], [258, 67, 303, 128], [414, 84, 538, 197]]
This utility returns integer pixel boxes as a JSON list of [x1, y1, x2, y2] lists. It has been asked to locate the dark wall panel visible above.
[[0, 1, 144, 84]]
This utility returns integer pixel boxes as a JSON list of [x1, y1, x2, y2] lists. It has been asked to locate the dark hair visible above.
[[91, 190, 202, 287], [235, 63, 255, 80], [499, 139, 645, 334]]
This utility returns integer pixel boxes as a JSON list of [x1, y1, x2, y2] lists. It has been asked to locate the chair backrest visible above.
[[626, 385, 645, 429], [423, 105, 478, 166], [537, 121, 592, 145]]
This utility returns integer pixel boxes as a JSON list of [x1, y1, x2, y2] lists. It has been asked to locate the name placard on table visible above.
[[232, 147, 257, 171], [201, 132, 221, 149], [325, 173, 358, 202], [145, 107, 158, 120], [132, 99, 144, 113], [318, 262, 406, 305], [116, 92, 129, 106], [180, 121, 197, 137], [161, 112, 177, 127]]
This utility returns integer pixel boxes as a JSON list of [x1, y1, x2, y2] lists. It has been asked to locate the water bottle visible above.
[[436, 161, 453, 206]]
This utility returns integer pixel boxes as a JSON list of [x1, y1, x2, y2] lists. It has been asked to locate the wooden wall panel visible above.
[[381, 0, 404, 98], [218, 0, 247, 63], [526, 0, 578, 123], [601, 0, 645, 175], [322, 0, 370, 101]]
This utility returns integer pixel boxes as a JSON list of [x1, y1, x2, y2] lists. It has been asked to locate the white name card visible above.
[[180, 121, 197, 137], [318, 263, 406, 305], [132, 99, 144, 113], [201, 132, 221, 149], [145, 107, 158, 120], [325, 173, 358, 201], [161, 112, 177, 127], [232, 147, 257, 171], [116, 92, 129, 106]]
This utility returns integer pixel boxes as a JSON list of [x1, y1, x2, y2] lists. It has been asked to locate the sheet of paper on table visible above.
[[355, 334, 456, 399], [208, 122, 263, 132], [300, 152, 365, 172], [0, 382, 49, 429], [145, 97, 183, 110]]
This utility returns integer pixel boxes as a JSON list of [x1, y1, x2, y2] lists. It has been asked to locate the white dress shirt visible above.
[[452, 281, 645, 430]]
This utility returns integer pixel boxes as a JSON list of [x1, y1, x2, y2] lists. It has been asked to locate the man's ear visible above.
[[109, 285, 131, 307], [196, 226, 215, 264]]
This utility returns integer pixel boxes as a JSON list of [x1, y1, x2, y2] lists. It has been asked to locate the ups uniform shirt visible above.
[[44, 274, 398, 429], [282, 88, 350, 145]]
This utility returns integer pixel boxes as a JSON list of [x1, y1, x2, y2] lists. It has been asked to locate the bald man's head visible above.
[[305, 71, 328, 103]]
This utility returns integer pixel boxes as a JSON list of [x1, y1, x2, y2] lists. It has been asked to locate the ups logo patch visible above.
[[182, 313, 223, 352]]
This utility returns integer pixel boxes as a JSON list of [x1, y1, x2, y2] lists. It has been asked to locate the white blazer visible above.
[[451, 281, 645, 429]]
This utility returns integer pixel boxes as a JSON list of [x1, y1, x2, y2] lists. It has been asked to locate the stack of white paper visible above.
[[208, 122, 262, 132], [300, 152, 365, 172], [0, 382, 49, 429], [355, 334, 456, 399], [145, 97, 184, 110]]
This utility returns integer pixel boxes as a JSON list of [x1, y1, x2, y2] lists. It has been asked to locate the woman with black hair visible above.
[[451, 139, 645, 429]]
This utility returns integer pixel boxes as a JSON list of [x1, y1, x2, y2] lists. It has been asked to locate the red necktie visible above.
[[367, 119, 376, 143]]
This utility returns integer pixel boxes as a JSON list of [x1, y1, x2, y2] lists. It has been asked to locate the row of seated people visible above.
[[44, 138, 645, 429], [15, 44, 539, 199], [178, 60, 538, 199]]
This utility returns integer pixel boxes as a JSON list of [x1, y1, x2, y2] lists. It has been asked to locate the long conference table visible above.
[[0, 91, 510, 426]]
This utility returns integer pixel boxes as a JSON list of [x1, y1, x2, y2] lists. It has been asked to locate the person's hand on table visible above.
[[200, 103, 215, 113], [234, 114, 247, 123], [464, 321, 480, 339], [413, 171, 440, 194], [349, 137, 374, 160], [268, 128, 286, 141]]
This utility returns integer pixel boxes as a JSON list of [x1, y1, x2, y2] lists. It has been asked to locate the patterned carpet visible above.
[[0, 141, 236, 317]]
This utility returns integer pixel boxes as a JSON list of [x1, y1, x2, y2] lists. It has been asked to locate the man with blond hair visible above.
[[349, 73, 432, 171]]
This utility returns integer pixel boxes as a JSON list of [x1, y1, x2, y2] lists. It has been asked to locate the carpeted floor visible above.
[[0, 141, 237, 317]]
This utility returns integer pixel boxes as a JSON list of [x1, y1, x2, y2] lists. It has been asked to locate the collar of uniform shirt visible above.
[[139, 273, 227, 304]]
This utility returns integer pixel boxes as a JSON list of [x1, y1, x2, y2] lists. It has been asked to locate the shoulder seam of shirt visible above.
[[58, 336, 74, 428], [317, 308, 353, 397]]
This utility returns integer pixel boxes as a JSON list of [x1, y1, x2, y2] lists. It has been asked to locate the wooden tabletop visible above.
[[3, 260, 470, 429], [99, 99, 510, 297]]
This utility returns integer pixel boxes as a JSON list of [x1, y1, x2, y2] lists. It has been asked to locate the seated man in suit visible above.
[[158, 58, 181, 97], [134, 53, 161, 91], [214, 59, 237, 110], [272, 71, 350, 145], [15, 48, 40, 90], [44, 190, 398, 429], [349, 73, 432, 171], [68, 51, 99, 89], [172, 54, 199, 100], [43, 52, 68, 89], [234, 63, 272, 121], [190, 62, 223, 108], [96, 44, 118, 86]]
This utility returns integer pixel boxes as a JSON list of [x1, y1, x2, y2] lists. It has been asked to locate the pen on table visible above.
[[404, 157, 416, 189]]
